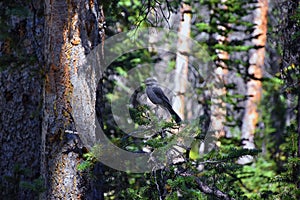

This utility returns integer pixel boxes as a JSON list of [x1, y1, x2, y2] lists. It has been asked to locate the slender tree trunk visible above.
[[239, 0, 268, 164], [199, 1, 228, 155], [174, 2, 192, 120], [41, 0, 104, 198], [210, 1, 228, 142]]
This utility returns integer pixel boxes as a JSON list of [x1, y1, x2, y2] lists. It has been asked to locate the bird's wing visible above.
[[152, 86, 171, 105]]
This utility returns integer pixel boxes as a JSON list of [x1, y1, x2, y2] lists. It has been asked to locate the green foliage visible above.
[[271, 122, 300, 199], [77, 148, 98, 171], [96, 0, 300, 199], [281, 64, 300, 95], [237, 158, 277, 199], [166, 176, 202, 199]]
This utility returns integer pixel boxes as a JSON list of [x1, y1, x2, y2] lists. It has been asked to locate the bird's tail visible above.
[[167, 106, 182, 124]]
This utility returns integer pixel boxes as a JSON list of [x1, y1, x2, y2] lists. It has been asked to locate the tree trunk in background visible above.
[[0, 1, 44, 199], [239, 0, 268, 164], [280, 0, 300, 191], [210, 1, 228, 143], [199, 1, 228, 155], [174, 2, 192, 120], [41, 0, 104, 199]]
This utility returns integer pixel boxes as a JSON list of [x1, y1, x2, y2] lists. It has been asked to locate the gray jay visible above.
[[145, 78, 182, 124]]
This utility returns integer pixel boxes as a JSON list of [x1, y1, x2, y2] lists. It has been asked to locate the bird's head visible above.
[[144, 77, 158, 86]]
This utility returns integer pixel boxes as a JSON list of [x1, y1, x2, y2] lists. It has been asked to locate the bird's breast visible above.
[[146, 87, 163, 105]]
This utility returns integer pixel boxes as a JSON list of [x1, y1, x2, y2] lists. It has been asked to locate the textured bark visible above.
[[41, 0, 104, 199], [0, 0, 104, 198], [0, 1, 44, 199], [239, 0, 268, 164]]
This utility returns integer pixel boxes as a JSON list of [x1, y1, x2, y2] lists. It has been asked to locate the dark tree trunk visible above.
[[0, 1, 44, 199], [0, 0, 105, 199], [280, 0, 300, 193]]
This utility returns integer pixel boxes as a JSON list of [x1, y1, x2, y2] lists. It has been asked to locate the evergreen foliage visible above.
[[89, 0, 300, 199]]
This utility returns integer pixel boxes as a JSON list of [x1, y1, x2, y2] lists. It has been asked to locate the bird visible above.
[[144, 78, 182, 124]]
